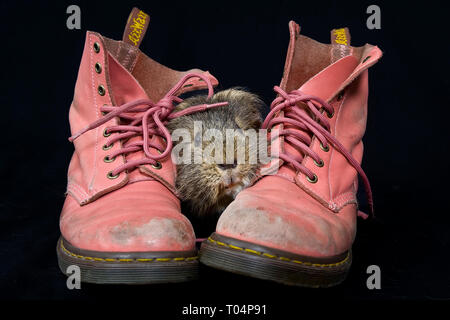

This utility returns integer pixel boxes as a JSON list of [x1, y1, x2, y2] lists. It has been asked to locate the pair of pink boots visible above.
[[57, 8, 382, 287]]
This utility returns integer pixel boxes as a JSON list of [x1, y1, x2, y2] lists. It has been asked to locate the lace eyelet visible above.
[[103, 128, 111, 137], [98, 85, 106, 96], [152, 161, 162, 170], [306, 174, 318, 183], [314, 159, 324, 167], [326, 109, 334, 118], [337, 90, 345, 101], [320, 143, 330, 152], [103, 155, 116, 163], [107, 171, 119, 179], [95, 62, 102, 74], [102, 143, 113, 151], [93, 42, 100, 53], [157, 149, 162, 155]]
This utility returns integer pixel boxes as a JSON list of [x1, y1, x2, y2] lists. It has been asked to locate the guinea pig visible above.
[[167, 88, 264, 216]]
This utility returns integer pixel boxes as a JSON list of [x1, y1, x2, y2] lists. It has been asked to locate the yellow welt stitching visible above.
[[61, 241, 197, 263], [185, 257, 199, 261], [136, 259, 153, 262], [208, 237, 349, 268], [155, 258, 171, 262], [244, 248, 261, 255]]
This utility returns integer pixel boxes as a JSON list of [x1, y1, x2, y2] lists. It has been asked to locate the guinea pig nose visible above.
[[218, 163, 236, 170]]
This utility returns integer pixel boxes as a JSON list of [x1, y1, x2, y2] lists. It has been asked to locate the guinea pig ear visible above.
[[234, 94, 265, 130]]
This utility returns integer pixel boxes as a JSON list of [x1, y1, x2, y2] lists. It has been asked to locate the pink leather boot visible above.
[[57, 8, 223, 284], [200, 22, 382, 287]]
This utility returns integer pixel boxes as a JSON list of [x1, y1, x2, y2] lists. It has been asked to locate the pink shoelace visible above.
[[262, 86, 373, 217], [69, 73, 227, 177]]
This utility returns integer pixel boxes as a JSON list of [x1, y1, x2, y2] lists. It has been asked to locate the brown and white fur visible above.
[[167, 88, 264, 216]]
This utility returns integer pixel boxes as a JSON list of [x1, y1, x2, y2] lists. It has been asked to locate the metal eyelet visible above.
[[101, 104, 108, 116], [321, 107, 334, 118], [306, 174, 318, 184], [326, 109, 334, 118], [107, 171, 119, 179], [95, 62, 102, 74], [320, 143, 330, 152], [93, 42, 100, 53], [157, 149, 163, 155], [152, 161, 162, 170], [337, 90, 345, 102], [314, 159, 324, 167], [102, 143, 113, 151], [103, 155, 116, 163], [103, 128, 111, 137], [98, 85, 106, 96]]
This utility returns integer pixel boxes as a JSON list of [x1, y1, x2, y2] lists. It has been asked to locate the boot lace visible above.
[[262, 86, 373, 216], [69, 73, 227, 177]]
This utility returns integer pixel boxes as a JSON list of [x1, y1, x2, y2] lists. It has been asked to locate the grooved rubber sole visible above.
[[56, 237, 199, 284], [199, 233, 352, 288]]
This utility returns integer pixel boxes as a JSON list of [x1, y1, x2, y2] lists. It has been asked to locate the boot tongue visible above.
[[298, 55, 358, 100], [298, 27, 357, 99]]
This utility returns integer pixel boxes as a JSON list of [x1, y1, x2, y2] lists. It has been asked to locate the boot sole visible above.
[[199, 233, 351, 288], [57, 236, 199, 284]]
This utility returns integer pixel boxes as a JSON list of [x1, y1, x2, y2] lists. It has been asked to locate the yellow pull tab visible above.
[[123, 8, 150, 47], [331, 28, 351, 46], [330, 28, 351, 62]]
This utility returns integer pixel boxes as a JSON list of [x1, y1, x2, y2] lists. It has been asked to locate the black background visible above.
[[1, 0, 449, 312]]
